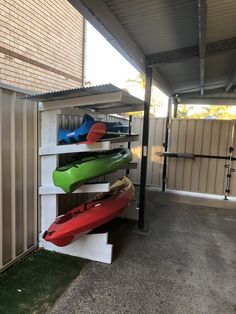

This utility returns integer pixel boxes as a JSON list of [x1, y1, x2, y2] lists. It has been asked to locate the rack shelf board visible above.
[[121, 162, 137, 169], [39, 141, 111, 156], [39, 232, 113, 264], [39, 183, 110, 195], [39, 135, 139, 156], [107, 134, 139, 143]]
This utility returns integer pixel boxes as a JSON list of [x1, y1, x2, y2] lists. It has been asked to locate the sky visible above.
[[85, 22, 139, 88], [85, 22, 168, 116]]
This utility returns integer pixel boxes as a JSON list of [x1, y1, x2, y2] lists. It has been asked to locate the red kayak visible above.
[[43, 177, 135, 246]]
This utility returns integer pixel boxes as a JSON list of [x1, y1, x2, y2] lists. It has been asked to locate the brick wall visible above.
[[0, 0, 84, 92]]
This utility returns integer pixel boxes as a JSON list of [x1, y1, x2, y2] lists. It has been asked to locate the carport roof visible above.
[[69, 0, 236, 103]]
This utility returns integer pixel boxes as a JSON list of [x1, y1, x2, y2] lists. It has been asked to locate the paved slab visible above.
[[49, 191, 236, 314]]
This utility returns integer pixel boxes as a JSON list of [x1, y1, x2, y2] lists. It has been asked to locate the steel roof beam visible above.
[[177, 98, 236, 105], [146, 37, 236, 66], [176, 90, 236, 105], [198, 0, 207, 96], [147, 46, 199, 66], [178, 93, 236, 99], [69, 0, 172, 96]]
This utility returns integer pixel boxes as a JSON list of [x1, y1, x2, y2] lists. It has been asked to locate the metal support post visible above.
[[162, 97, 172, 192], [126, 115, 132, 177], [173, 98, 178, 118], [137, 66, 152, 230]]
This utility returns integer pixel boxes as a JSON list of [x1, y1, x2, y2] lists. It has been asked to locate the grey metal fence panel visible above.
[[0, 87, 37, 272]]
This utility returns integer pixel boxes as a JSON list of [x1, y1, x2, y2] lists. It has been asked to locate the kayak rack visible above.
[[36, 87, 143, 264], [39, 134, 139, 156]]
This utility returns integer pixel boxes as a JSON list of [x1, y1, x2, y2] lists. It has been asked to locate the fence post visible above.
[[162, 97, 172, 191]]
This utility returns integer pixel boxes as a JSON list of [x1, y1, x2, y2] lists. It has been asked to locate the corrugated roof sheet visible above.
[[157, 59, 200, 93], [207, 0, 236, 42], [104, 0, 199, 54], [102, 0, 236, 94], [24, 84, 122, 101], [205, 53, 236, 85]]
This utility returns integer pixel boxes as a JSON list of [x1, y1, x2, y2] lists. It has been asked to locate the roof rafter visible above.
[[146, 37, 236, 66]]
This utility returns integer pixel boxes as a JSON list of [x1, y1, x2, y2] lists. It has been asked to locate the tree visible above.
[[200, 105, 235, 119], [178, 104, 236, 120], [178, 105, 194, 118], [125, 73, 167, 117]]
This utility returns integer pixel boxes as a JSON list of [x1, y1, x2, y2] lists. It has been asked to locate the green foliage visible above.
[[126, 73, 145, 90], [178, 105, 236, 120], [125, 73, 167, 117], [0, 249, 86, 314], [177, 105, 193, 118]]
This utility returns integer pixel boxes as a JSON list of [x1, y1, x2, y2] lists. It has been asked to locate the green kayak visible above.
[[53, 148, 132, 193]]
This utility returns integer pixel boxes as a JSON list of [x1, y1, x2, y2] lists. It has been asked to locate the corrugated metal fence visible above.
[[167, 119, 236, 195], [0, 86, 37, 272], [130, 117, 236, 196], [129, 117, 166, 186]]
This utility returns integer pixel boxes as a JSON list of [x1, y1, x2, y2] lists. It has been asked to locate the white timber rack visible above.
[[37, 85, 143, 264]]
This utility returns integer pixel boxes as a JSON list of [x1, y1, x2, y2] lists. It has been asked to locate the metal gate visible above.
[[167, 119, 236, 195], [0, 85, 38, 272], [130, 117, 236, 196]]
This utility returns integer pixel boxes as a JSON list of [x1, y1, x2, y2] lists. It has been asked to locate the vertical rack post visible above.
[[40, 109, 59, 233], [162, 97, 172, 192], [138, 66, 152, 230], [126, 115, 132, 177]]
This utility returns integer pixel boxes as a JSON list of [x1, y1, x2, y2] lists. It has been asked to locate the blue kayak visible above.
[[58, 114, 129, 144], [58, 114, 95, 144]]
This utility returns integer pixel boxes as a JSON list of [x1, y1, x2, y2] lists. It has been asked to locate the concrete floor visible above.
[[50, 191, 236, 314]]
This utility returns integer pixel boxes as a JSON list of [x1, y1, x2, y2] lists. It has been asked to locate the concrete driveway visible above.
[[49, 190, 236, 314]]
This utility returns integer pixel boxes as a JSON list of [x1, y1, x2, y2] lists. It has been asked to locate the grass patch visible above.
[[0, 249, 86, 314]]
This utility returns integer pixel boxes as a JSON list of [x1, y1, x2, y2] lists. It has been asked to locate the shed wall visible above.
[[0, 87, 37, 272]]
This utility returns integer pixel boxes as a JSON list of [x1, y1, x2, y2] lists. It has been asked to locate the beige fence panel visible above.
[[0, 86, 37, 272], [167, 119, 236, 195], [130, 117, 166, 185]]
